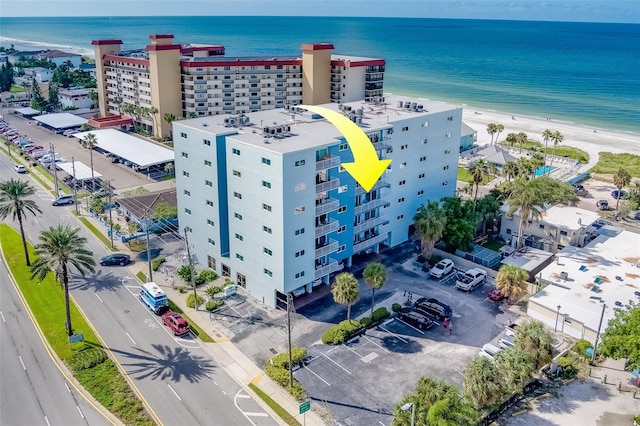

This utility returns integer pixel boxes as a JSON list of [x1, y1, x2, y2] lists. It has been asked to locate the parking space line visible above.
[[378, 325, 408, 343], [362, 335, 390, 353], [298, 366, 331, 386], [322, 353, 352, 375], [396, 318, 425, 335], [342, 343, 362, 357]]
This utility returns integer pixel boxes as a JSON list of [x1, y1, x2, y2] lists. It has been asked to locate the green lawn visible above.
[[248, 383, 302, 426], [483, 239, 505, 252], [10, 85, 25, 93], [457, 167, 494, 184], [79, 216, 113, 249], [499, 140, 589, 164], [591, 152, 640, 177]]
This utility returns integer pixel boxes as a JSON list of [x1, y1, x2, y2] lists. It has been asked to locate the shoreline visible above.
[[0, 36, 95, 59]]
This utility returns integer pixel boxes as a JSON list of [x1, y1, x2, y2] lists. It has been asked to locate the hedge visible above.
[[264, 347, 308, 401], [321, 320, 363, 345], [151, 257, 166, 271], [205, 299, 224, 311], [371, 307, 390, 322], [186, 293, 204, 308]]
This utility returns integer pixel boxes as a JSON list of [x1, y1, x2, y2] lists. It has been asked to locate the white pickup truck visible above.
[[455, 268, 487, 292]]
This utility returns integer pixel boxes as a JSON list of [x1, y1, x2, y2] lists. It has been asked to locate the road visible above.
[[1, 150, 276, 425]]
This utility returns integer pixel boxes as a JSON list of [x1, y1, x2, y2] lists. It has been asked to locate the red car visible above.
[[162, 311, 191, 336], [488, 287, 505, 301]]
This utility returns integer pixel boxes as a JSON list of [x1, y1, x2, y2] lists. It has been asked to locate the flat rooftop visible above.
[[540, 206, 601, 231], [501, 247, 554, 272], [176, 94, 459, 155], [34, 113, 88, 129]]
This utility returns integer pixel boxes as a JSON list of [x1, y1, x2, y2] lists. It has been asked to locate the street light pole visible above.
[[591, 302, 607, 364], [71, 156, 79, 215], [50, 143, 60, 197], [107, 181, 114, 249], [184, 227, 198, 310], [401, 402, 415, 426], [554, 305, 561, 332], [287, 292, 294, 390]]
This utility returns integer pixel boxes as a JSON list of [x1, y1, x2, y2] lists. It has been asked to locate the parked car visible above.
[[610, 189, 628, 200], [478, 343, 503, 361], [14, 164, 27, 174], [52, 194, 76, 206], [31, 150, 47, 159], [633, 211, 640, 220], [455, 268, 487, 292], [487, 287, 505, 301], [25, 145, 44, 154], [505, 323, 519, 337], [162, 312, 191, 336], [397, 308, 434, 330], [596, 200, 609, 211], [429, 259, 454, 279], [572, 183, 588, 196], [414, 297, 452, 320], [100, 253, 131, 266], [593, 218, 612, 228], [498, 335, 516, 349]]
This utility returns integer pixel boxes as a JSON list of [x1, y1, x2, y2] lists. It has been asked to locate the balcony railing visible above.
[[372, 141, 391, 151], [315, 219, 340, 237], [315, 259, 344, 280], [315, 239, 339, 258], [316, 155, 341, 171], [353, 233, 388, 253], [316, 178, 340, 193], [355, 179, 390, 195], [315, 198, 339, 216], [354, 216, 388, 234], [354, 197, 389, 214]]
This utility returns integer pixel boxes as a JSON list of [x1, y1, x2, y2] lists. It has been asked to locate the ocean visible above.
[[1, 16, 639, 133]]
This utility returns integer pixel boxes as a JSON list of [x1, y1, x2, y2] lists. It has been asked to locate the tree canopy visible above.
[[441, 197, 479, 252], [152, 201, 178, 220], [599, 300, 640, 371]]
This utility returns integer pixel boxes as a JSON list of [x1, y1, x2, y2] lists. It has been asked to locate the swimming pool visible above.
[[534, 165, 557, 177]]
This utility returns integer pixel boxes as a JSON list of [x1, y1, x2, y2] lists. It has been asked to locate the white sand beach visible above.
[[0, 37, 95, 59]]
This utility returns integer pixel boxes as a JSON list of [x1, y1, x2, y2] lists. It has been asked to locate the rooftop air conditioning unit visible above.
[[560, 271, 568, 280], [404, 102, 411, 109], [397, 101, 403, 108]]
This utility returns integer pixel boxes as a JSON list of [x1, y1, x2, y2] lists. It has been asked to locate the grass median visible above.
[[79, 216, 114, 249], [248, 383, 302, 426], [167, 299, 214, 343], [0, 224, 153, 426]]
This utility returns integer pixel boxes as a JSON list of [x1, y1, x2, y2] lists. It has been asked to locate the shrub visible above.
[[269, 347, 308, 368], [205, 300, 224, 311], [360, 317, 373, 328], [223, 280, 235, 287], [151, 257, 166, 271], [392, 303, 402, 313], [205, 286, 222, 298], [417, 254, 426, 264], [176, 285, 185, 293], [186, 293, 204, 308], [199, 269, 218, 282], [67, 347, 107, 372], [556, 356, 578, 379], [321, 320, 363, 345], [263, 348, 308, 402], [572, 339, 593, 358], [177, 264, 195, 281], [429, 254, 443, 267], [371, 307, 390, 322]]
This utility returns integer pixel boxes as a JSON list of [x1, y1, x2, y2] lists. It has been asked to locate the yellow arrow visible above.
[[300, 105, 391, 192]]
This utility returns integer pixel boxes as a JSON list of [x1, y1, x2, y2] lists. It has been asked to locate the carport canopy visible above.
[[33, 113, 88, 129], [57, 161, 103, 181], [74, 128, 174, 168], [14, 107, 41, 117]]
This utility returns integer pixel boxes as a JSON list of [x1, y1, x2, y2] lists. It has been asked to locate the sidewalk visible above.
[[78, 211, 326, 426]]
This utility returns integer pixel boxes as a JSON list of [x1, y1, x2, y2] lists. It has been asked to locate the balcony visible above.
[[353, 233, 388, 253], [315, 259, 344, 279], [355, 179, 390, 195], [372, 141, 391, 151], [315, 219, 340, 237], [315, 239, 339, 258], [316, 155, 340, 171], [354, 198, 389, 214], [315, 198, 339, 216], [222, 87, 234, 93], [354, 216, 388, 234], [316, 178, 340, 193], [331, 77, 341, 83]]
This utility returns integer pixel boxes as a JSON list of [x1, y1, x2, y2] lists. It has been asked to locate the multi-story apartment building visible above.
[[173, 95, 461, 307], [92, 34, 385, 139]]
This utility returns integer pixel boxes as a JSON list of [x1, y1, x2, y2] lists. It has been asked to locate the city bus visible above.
[[139, 282, 168, 314]]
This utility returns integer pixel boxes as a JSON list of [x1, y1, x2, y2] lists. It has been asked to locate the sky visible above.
[[1, 0, 639, 23]]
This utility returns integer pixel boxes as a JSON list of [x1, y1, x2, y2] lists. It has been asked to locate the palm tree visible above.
[[494, 347, 535, 393], [515, 158, 534, 180], [186, 112, 198, 119], [530, 153, 545, 178], [426, 395, 477, 426], [87, 90, 99, 109], [505, 133, 517, 149], [112, 96, 123, 115], [475, 194, 502, 234], [30, 225, 95, 336], [0, 179, 42, 266], [463, 356, 504, 408], [514, 320, 553, 369], [507, 178, 544, 249], [82, 133, 98, 191], [148, 106, 159, 137], [503, 161, 518, 182], [548, 131, 564, 174], [331, 272, 360, 321], [613, 167, 632, 210], [363, 262, 386, 318], [164, 112, 177, 138], [494, 123, 505, 144], [468, 158, 497, 203], [164, 162, 175, 176], [541, 129, 553, 175], [413, 201, 447, 261], [516, 132, 528, 153], [486, 123, 498, 145], [496, 264, 528, 303]]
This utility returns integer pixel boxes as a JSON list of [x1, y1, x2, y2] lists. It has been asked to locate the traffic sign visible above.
[[299, 400, 310, 414]]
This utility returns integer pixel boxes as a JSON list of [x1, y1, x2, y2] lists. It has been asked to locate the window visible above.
[[233, 192, 242, 199], [264, 268, 273, 277], [232, 148, 241, 156], [294, 205, 305, 214], [417, 190, 424, 195], [338, 206, 347, 214], [422, 138, 428, 144], [422, 121, 429, 127], [419, 156, 426, 161], [295, 250, 305, 257], [401, 144, 408, 150], [262, 180, 272, 189], [397, 214, 404, 220], [444, 149, 451, 154], [402, 126, 409, 132], [337, 245, 346, 253], [181, 152, 188, 158], [560, 230, 568, 236], [208, 238, 215, 246], [204, 160, 212, 167], [263, 203, 272, 212], [203, 139, 211, 146], [338, 225, 346, 233], [386, 147, 393, 154], [236, 253, 244, 261], [399, 180, 406, 186], [339, 143, 348, 151], [262, 157, 271, 165], [295, 228, 305, 236], [398, 197, 405, 203], [443, 165, 450, 170], [263, 247, 272, 256], [263, 225, 272, 234], [539, 224, 545, 229], [206, 200, 213, 207], [207, 219, 214, 226], [418, 173, 425, 179], [235, 233, 243, 241], [445, 132, 452, 138], [447, 116, 453, 121], [234, 212, 243, 220], [295, 271, 305, 279], [180, 132, 187, 138], [205, 180, 213, 187], [184, 208, 191, 214], [506, 229, 512, 235], [184, 190, 191, 196], [400, 162, 407, 169], [183, 171, 190, 177], [295, 159, 306, 167], [338, 185, 347, 194], [294, 182, 306, 191], [233, 170, 241, 177], [442, 181, 448, 186], [185, 226, 193, 233]]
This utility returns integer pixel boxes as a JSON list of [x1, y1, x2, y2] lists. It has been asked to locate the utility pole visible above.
[[145, 206, 153, 282], [591, 303, 607, 364], [107, 181, 114, 248], [71, 156, 79, 215], [287, 292, 294, 389], [50, 143, 59, 197], [184, 227, 198, 310]]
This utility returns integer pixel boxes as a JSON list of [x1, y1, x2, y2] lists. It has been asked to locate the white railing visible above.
[[314, 260, 344, 279], [353, 233, 387, 253]]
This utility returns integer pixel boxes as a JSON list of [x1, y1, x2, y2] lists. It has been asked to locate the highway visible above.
[[1, 147, 276, 425]]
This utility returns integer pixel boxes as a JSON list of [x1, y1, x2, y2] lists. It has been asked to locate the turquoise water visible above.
[[2, 16, 639, 133], [535, 165, 557, 176]]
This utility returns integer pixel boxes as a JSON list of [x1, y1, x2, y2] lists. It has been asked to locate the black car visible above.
[[100, 253, 131, 266], [414, 297, 452, 321], [397, 308, 434, 330]]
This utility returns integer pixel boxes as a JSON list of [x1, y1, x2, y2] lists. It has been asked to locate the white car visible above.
[[429, 259, 454, 279], [478, 343, 502, 361], [14, 164, 27, 173], [455, 268, 487, 292]]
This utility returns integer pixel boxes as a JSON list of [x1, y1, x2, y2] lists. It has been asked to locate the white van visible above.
[[41, 152, 63, 163], [478, 343, 502, 360]]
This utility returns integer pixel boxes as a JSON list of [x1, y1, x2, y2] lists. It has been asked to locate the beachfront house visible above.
[[59, 88, 95, 110], [460, 122, 478, 152], [23, 67, 54, 83], [36, 50, 82, 68]]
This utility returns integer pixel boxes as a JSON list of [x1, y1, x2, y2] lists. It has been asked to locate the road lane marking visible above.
[[300, 365, 331, 386], [236, 394, 251, 399], [167, 384, 182, 401], [322, 353, 352, 375], [245, 412, 269, 417], [18, 355, 26, 370], [205, 372, 211, 378], [233, 390, 257, 426], [95, 293, 103, 303], [65, 382, 71, 394], [44, 416, 50, 426], [77, 405, 84, 419], [214, 381, 218, 385], [222, 391, 227, 395], [125, 332, 136, 345], [0, 310, 5, 322], [343, 344, 361, 357]]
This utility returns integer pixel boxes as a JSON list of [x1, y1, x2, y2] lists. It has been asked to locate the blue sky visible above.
[[2, 0, 639, 23]]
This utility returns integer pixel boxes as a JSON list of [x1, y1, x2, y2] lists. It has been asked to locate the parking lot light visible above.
[[554, 305, 561, 332], [400, 402, 415, 426]]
